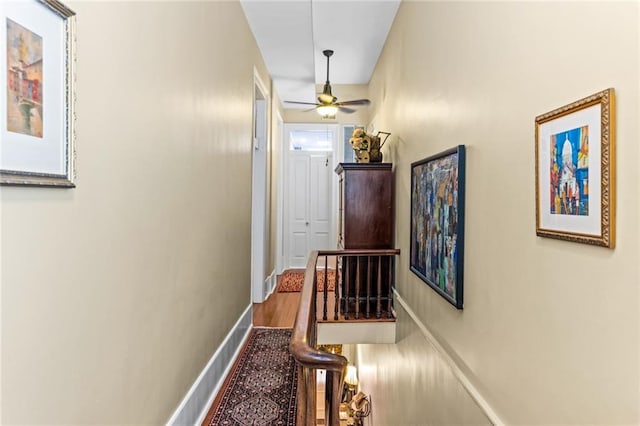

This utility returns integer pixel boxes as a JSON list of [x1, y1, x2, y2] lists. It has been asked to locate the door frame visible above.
[[275, 111, 285, 275], [281, 123, 340, 270], [251, 68, 270, 303]]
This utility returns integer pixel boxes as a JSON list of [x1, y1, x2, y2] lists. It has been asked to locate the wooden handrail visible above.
[[290, 248, 401, 425], [317, 249, 401, 256], [290, 251, 348, 426]]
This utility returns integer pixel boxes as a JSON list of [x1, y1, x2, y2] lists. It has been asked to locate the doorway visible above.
[[251, 71, 269, 303], [283, 124, 339, 269]]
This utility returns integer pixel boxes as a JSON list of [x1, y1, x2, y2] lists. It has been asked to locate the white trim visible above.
[[275, 111, 285, 274], [166, 304, 253, 426], [264, 269, 277, 300], [251, 67, 270, 303], [317, 321, 396, 344], [395, 291, 504, 426], [253, 66, 269, 99]]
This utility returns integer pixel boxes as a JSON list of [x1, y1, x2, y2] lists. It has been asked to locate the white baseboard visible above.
[[395, 291, 504, 426], [264, 269, 277, 300], [166, 304, 253, 426]]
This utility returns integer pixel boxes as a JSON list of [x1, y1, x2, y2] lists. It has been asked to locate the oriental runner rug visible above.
[[276, 269, 336, 293], [203, 328, 298, 426]]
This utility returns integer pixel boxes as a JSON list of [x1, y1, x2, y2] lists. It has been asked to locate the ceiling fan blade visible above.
[[336, 99, 371, 106], [338, 106, 356, 114], [285, 101, 321, 106], [303, 106, 320, 113]]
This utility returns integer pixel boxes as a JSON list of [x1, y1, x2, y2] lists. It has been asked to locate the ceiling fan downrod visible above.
[[323, 49, 333, 83], [321, 50, 334, 101]]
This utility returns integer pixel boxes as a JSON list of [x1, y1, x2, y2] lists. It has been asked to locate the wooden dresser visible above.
[[335, 163, 394, 317], [336, 163, 393, 250]]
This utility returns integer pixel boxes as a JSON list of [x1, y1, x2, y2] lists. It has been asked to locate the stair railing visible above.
[[289, 248, 400, 425], [290, 251, 347, 426], [314, 249, 400, 321]]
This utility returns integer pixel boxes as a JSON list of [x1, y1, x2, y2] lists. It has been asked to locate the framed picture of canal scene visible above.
[[1, 0, 76, 187], [410, 145, 466, 309], [535, 89, 615, 248]]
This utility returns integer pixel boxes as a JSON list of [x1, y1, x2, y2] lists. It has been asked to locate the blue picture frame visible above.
[[410, 145, 466, 309]]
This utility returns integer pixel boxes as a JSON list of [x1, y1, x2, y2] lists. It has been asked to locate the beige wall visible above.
[[357, 300, 492, 425], [283, 84, 370, 126], [360, 1, 640, 425], [1, 1, 270, 424]]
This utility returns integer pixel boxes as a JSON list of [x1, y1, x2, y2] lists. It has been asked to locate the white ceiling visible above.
[[240, 0, 400, 106]]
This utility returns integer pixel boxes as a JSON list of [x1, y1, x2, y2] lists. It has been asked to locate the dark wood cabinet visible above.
[[335, 163, 394, 318], [336, 163, 393, 250]]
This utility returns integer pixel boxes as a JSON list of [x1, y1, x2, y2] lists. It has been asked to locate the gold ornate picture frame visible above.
[[535, 88, 615, 248], [1, 0, 76, 187]]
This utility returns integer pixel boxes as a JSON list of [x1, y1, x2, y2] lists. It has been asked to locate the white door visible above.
[[284, 124, 338, 269]]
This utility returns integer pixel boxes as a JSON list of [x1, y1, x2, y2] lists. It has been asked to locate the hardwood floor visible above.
[[253, 286, 395, 327], [253, 290, 300, 328]]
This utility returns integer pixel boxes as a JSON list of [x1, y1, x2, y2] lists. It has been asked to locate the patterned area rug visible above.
[[204, 328, 297, 426], [277, 269, 336, 293]]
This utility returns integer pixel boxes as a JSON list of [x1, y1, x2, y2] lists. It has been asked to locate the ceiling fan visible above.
[[285, 50, 371, 118]]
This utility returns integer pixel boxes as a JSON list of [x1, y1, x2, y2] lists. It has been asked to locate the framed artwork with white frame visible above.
[[1, 0, 76, 187]]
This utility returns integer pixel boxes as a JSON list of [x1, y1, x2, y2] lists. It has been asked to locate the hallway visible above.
[[201, 273, 301, 425], [2, 2, 638, 425]]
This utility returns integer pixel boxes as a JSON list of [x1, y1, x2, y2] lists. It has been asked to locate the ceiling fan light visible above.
[[317, 105, 338, 117]]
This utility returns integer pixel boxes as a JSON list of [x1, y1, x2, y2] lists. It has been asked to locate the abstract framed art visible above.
[[1, 0, 76, 187], [535, 88, 615, 248], [410, 145, 466, 309]]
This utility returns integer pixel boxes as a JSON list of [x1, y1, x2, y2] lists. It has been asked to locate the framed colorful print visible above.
[[535, 88, 615, 248], [1, 0, 76, 187], [410, 145, 466, 309]]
